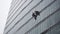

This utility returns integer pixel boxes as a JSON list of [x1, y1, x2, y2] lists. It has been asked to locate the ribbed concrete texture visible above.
[[4, 0, 60, 34]]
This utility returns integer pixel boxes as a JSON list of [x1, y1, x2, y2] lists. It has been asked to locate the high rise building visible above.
[[4, 0, 60, 34]]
